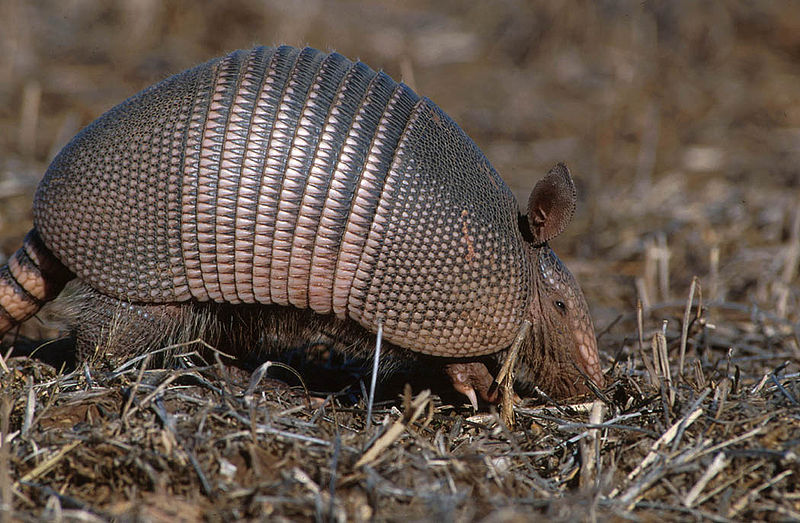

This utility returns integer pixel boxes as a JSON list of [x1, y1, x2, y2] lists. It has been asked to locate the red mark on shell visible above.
[[430, 106, 442, 127]]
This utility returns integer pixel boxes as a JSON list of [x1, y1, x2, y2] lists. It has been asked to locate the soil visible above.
[[1, 2, 799, 520]]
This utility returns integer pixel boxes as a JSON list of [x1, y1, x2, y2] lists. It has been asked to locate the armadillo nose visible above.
[[578, 335, 604, 387], [582, 345, 604, 386]]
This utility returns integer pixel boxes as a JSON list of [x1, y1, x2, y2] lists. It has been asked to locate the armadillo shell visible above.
[[34, 46, 530, 357]]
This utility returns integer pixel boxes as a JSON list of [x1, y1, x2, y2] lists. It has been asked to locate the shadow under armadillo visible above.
[[23, 280, 501, 406]]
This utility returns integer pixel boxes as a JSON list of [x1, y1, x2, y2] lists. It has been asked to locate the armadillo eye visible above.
[[555, 300, 566, 311]]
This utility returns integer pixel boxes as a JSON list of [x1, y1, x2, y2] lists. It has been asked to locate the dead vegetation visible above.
[[1, 1, 799, 520]]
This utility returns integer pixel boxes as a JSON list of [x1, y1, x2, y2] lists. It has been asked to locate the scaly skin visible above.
[[0, 46, 603, 404]]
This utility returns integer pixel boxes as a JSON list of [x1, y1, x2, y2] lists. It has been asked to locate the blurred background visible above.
[[1, 0, 799, 346]]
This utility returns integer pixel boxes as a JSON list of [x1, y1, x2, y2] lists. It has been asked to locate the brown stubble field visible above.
[[1, 1, 799, 520]]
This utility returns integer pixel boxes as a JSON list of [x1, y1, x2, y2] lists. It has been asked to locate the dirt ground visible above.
[[1, 1, 799, 521]]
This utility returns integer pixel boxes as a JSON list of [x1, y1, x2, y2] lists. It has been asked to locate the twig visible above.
[[121, 354, 151, 422], [630, 500, 732, 523], [683, 452, 728, 507], [679, 277, 699, 378], [355, 388, 431, 468], [328, 432, 341, 521], [652, 321, 673, 407], [579, 400, 605, 489], [1, 399, 12, 520], [495, 319, 531, 429], [770, 368, 799, 406], [13, 441, 81, 489], [696, 424, 767, 461], [245, 361, 310, 406], [617, 443, 708, 511], [110, 338, 233, 377], [695, 461, 764, 508], [366, 320, 383, 427], [670, 388, 711, 453], [636, 300, 658, 386], [0, 348, 9, 374], [292, 468, 325, 521], [21, 385, 35, 436], [187, 450, 213, 498], [727, 470, 793, 518], [220, 427, 335, 448], [609, 405, 702, 499], [750, 370, 771, 395]]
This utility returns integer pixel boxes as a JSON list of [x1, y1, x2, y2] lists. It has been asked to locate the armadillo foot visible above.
[[443, 362, 500, 410]]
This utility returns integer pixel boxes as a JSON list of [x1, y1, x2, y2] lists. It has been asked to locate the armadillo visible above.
[[0, 45, 603, 404]]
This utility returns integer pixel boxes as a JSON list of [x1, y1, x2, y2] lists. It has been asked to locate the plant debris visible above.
[[2, 1, 800, 520]]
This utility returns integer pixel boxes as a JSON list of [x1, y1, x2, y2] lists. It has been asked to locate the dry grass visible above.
[[1, 1, 800, 520]]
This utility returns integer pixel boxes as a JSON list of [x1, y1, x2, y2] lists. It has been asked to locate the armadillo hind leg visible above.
[[59, 282, 195, 363], [0, 229, 72, 336], [56, 283, 374, 368]]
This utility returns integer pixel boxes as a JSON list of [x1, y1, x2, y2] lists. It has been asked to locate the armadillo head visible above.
[[515, 164, 604, 398]]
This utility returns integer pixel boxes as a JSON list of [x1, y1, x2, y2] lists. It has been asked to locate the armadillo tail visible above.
[[0, 229, 72, 336]]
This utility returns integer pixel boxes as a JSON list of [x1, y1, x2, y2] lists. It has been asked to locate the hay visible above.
[[2, 1, 799, 520]]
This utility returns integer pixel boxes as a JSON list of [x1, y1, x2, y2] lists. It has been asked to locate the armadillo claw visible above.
[[444, 362, 500, 409], [464, 387, 480, 411]]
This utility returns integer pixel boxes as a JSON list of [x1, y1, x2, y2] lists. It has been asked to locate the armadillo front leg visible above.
[[444, 361, 498, 410], [443, 320, 531, 409]]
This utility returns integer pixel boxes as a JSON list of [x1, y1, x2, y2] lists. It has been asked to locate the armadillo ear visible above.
[[526, 163, 577, 244]]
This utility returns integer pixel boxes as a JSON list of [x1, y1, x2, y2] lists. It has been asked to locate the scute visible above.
[[353, 99, 530, 356], [34, 58, 219, 301], [32, 46, 532, 359]]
